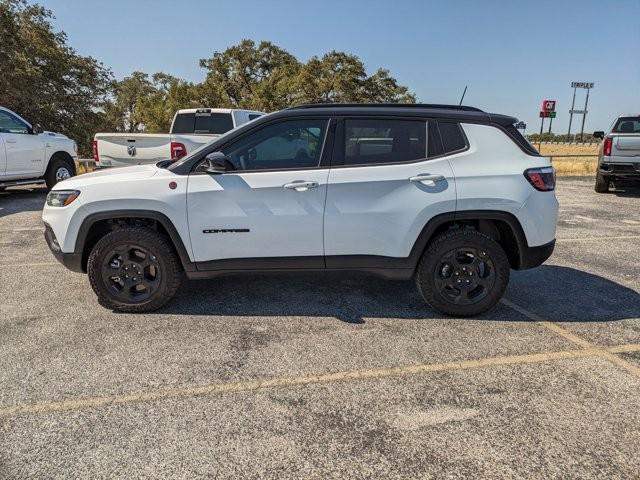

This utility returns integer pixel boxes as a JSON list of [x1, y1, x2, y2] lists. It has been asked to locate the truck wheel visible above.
[[594, 173, 610, 193], [45, 155, 75, 189], [415, 229, 510, 317], [87, 227, 182, 313]]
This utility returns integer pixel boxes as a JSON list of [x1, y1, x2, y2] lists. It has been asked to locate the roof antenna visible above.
[[458, 85, 468, 106]]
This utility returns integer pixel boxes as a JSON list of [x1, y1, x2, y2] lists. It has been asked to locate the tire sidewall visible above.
[[88, 229, 179, 311], [46, 157, 75, 189], [417, 231, 510, 317]]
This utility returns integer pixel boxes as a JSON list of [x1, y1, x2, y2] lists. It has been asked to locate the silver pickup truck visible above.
[[594, 114, 640, 192], [93, 108, 264, 168]]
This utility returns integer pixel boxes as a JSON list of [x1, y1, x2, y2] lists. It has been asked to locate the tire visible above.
[[594, 173, 610, 193], [415, 229, 510, 317], [45, 155, 75, 190], [87, 226, 182, 313]]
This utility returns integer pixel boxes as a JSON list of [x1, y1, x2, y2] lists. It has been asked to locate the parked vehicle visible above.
[[43, 103, 558, 317], [93, 108, 264, 168], [593, 114, 640, 192], [0, 106, 77, 190]]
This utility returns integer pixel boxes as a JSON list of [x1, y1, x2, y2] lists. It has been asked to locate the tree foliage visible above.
[[0, 0, 113, 154]]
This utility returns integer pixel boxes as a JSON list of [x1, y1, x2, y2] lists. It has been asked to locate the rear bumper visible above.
[[518, 239, 555, 270], [599, 162, 640, 177], [44, 223, 84, 272]]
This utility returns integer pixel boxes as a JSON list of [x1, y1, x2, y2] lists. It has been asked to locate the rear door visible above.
[[0, 110, 43, 177], [187, 117, 333, 267], [324, 117, 456, 265], [610, 117, 640, 160]]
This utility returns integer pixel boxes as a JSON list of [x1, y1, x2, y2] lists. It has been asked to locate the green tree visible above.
[[200, 40, 415, 110], [106, 71, 155, 132], [0, 0, 113, 155], [137, 73, 201, 132], [199, 39, 301, 111]]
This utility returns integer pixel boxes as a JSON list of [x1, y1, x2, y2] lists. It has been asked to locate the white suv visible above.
[[43, 104, 558, 317]]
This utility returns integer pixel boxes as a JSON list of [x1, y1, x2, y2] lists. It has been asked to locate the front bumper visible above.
[[44, 223, 84, 272], [599, 162, 640, 177], [518, 239, 555, 270]]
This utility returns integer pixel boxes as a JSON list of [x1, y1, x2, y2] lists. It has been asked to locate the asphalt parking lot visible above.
[[1, 177, 639, 478]]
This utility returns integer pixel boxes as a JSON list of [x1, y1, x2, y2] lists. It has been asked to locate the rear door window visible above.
[[343, 119, 429, 166]]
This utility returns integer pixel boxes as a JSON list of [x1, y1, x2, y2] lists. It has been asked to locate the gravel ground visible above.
[[0, 177, 639, 479]]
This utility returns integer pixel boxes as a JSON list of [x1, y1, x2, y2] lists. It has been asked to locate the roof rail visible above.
[[288, 103, 484, 112]]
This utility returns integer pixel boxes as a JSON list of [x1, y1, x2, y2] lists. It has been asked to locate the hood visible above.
[[53, 164, 159, 190], [39, 131, 69, 139]]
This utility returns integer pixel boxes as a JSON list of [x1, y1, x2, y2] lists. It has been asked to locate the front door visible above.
[[0, 110, 43, 177], [187, 118, 331, 268]]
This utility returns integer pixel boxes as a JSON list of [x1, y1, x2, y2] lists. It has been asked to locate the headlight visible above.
[[46, 190, 81, 207]]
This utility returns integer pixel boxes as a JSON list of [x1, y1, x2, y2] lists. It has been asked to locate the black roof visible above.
[[278, 103, 517, 126]]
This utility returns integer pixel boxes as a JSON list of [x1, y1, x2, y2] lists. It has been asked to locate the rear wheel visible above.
[[594, 173, 610, 193], [416, 229, 510, 317], [87, 227, 182, 312], [45, 155, 75, 189]]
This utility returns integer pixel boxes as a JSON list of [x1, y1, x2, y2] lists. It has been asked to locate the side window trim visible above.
[[205, 116, 333, 174]]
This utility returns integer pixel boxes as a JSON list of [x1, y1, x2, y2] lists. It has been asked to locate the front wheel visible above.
[[87, 227, 182, 312], [416, 230, 510, 317], [45, 156, 75, 189]]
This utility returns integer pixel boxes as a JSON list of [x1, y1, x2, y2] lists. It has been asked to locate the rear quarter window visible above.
[[438, 122, 467, 154]]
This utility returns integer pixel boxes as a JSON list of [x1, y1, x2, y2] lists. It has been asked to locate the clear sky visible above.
[[40, 0, 639, 134]]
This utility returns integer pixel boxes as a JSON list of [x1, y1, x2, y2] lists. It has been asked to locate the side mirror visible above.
[[202, 152, 230, 174], [593, 131, 605, 139]]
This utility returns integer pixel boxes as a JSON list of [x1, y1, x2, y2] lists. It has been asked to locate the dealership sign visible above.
[[571, 82, 594, 89]]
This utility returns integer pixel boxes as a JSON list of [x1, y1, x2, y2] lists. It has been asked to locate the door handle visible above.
[[409, 174, 445, 186], [284, 181, 318, 192], [5, 138, 17, 144]]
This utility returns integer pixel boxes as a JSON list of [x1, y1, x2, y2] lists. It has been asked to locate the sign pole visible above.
[[548, 116, 553, 135], [579, 86, 590, 141], [567, 86, 577, 140]]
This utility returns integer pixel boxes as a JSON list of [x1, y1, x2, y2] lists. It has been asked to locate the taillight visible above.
[[170, 142, 187, 161], [603, 137, 612, 156], [92, 139, 99, 163], [524, 167, 555, 191]]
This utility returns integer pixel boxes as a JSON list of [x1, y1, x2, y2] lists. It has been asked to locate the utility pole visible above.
[[579, 86, 591, 141], [567, 85, 577, 140]]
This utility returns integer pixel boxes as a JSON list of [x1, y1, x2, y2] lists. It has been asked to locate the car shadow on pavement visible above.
[[159, 265, 640, 324], [0, 187, 47, 218], [612, 182, 640, 197], [507, 265, 640, 322]]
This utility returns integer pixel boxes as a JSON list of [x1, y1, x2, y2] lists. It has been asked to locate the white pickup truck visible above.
[[93, 108, 264, 168], [0, 106, 78, 190]]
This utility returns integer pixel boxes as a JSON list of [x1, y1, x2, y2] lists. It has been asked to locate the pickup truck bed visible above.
[[94, 108, 264, 168]]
